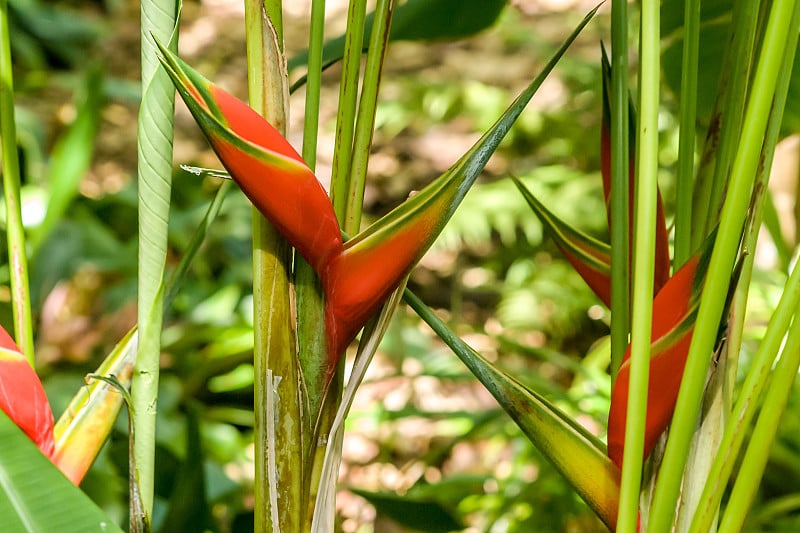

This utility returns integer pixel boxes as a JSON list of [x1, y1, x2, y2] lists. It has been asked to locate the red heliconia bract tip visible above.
[[0, 330, 55, 459], [203, 86, 343, 273]]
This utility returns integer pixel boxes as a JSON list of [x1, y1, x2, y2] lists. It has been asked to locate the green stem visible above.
[[302, 0, 325, 169], [132, 0, 178, 518], [648, 1, 798, 529], [673, 0, 701, 267], [343, 0, 393, 232], [0, 0, 34, 364], [608, 0, 629, 381], [245, 3, 303, 532], [617, 0, 659, 530], [296, 0, 328, 492], [689, 250, 800, 533], [689, 5, 800, 529], [718, 308, 800, 532], [329, 0, 367, 221]]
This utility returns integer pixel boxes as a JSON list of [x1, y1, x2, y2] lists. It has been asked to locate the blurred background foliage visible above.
[[4, 0, 800, 531]]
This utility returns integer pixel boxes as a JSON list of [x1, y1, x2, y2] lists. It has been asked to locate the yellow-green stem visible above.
[[617, 0, 659, 529], [0, 0, 34, 364]]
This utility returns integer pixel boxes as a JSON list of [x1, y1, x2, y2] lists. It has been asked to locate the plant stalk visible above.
[[0, 0, 34, 364]]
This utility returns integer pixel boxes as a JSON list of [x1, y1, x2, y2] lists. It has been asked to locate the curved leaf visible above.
[[0, 410, 121, 532]]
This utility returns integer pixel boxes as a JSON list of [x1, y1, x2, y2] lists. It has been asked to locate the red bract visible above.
[[606, 247, 709, 467], [600, 46, 670, 295], [0, 327, 55, 458], [159, 42, 517, 376], [159, 48, 342, 274]]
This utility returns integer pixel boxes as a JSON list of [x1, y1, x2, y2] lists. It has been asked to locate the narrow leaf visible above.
[[405, 290, 620, 530]]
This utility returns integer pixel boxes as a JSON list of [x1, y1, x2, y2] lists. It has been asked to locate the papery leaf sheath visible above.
[[156, 42, 342, 272], [53, 328, 137, 484], [512, 177, 613, 307], [600, 48, 671, 293], [606, 242, 712, 467], [0, 327, 54, 458]]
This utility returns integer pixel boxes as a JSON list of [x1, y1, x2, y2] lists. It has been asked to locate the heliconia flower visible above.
[[512, 176, 613, 307], [156, 42, 343, 274], [158, 39, 550, 374], [600, 46, 671, 294], [606, 241, 712, 467], [0, 327, 55, 458]]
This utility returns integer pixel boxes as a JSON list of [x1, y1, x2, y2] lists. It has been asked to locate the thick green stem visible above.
[[608, 0, 629, 381], [617, 0, 659, 530], [0, 0, 34, 364], [132, 0, 178, 518], [648, 1, 798, 529], [245, 3, 303, 532], [718, 308, 800, 532]]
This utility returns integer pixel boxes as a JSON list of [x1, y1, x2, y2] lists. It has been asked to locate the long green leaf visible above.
[[0, 410, 122, 533], [405, 290, 620, 529], [132, 0, 179, 518]]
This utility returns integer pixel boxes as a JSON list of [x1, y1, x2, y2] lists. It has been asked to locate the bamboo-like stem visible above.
[[689, 252, 800, 533], [718, 309, 800, 532], [648, 0, 798, 528], [245, 3, 303, 532], [689, 7, 800, 528], [616, 0, 659, 529], [0, 0, 34, 364], [132, 0, 178, 518], [673, 0, 701, 267], [608, 0, 629, 381], [344, 0, 394, 232], [302, 0, 326, 168], [329, 0, 367, 221]]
